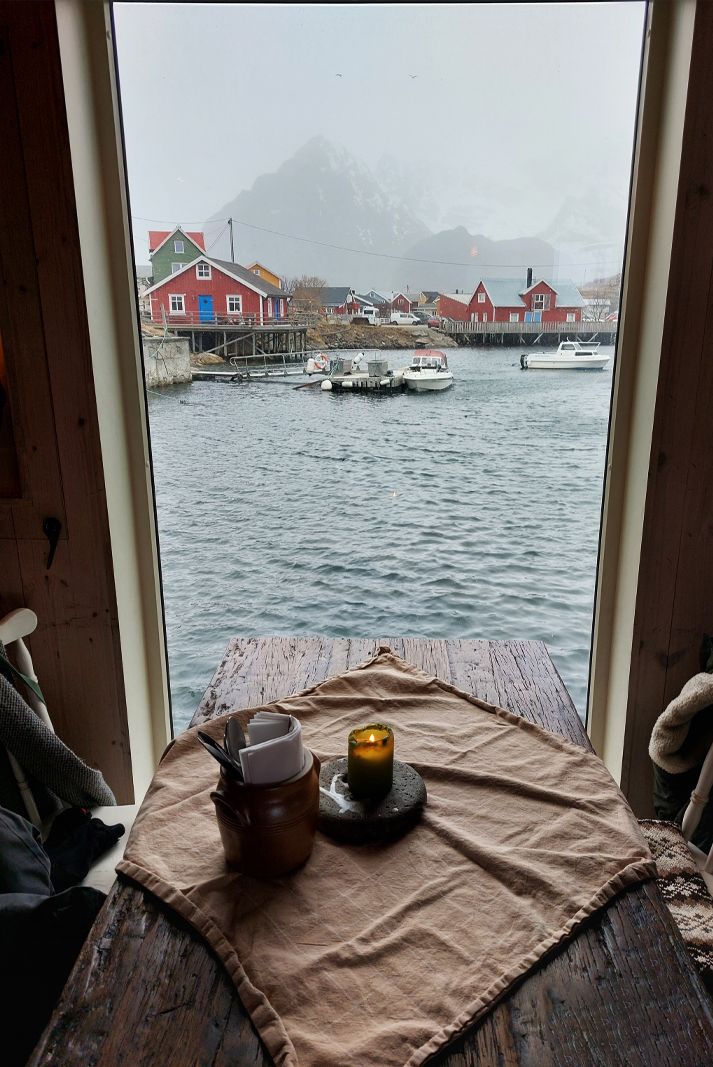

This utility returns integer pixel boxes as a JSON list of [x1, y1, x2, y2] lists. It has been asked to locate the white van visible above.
[[390, 311, 419, 325], [361, 305, 379, 324]]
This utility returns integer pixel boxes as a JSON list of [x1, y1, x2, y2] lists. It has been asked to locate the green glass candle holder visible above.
[[347, 723, 394, 799]]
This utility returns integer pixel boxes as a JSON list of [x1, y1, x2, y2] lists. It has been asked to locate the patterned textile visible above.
[[639, 819, 713, 994], [0, 640, 115, 816]]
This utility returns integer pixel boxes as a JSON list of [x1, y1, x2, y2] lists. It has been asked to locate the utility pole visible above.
[[228, 217, 234, 262]]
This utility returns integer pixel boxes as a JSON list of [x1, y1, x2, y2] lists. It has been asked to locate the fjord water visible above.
[[148, 346, 614, 733]]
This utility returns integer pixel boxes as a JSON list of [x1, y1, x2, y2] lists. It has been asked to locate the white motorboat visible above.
[[520, 341, 610, 371], [403, 350, 454, 391]]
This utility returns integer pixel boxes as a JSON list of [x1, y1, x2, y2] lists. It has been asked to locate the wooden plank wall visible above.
[[623, 1, 713, 816], [0, 2, 132, 800]]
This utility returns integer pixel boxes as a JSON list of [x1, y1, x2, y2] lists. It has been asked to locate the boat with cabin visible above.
[[403, 350, 454, 391], [520, 341, 610, 371]]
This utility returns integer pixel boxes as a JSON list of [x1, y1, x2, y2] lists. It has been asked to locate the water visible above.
[[147, 346, 614, 733]]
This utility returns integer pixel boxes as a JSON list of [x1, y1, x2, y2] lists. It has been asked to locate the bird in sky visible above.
[[409, 75, 418, 79], [335, 74, 342, 77]]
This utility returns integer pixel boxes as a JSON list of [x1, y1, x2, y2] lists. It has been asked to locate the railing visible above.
[[441, 319, 618, 335], [142, 311, 306, 329]]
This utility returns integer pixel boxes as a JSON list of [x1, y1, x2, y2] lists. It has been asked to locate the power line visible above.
[[131, 213, 621, 270]]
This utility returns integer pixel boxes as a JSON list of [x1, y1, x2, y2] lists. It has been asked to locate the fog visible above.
[[114, 2, 646, 286]]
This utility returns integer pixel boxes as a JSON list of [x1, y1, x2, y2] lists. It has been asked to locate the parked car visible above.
[[428, 317, 441, 328], [412, 311, 430, 324], [390, 311, 420, 325]]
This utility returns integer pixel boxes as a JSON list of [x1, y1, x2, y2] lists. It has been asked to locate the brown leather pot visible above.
[[210, 749, 320, 878]]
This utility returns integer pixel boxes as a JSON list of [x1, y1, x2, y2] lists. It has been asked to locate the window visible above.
[[169, 294, 185, 313], [196, 263, 211, 279], [482, 313, 487, 322], [171, 262, 181, 274], [566, 312, 576, 322], [477, 292, 486, 303], [174, 240, 184, 253], [253, 269, 260, 275], [227, 295, 242, 313], [510, 312, 520, 322], [532, 293, 552, 311]]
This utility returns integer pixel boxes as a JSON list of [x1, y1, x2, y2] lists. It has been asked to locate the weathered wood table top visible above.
[[30, 638, 713, 1066]]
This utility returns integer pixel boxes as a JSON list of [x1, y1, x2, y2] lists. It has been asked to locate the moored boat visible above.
[[403, 350, 454, 392], [520, 341, 610, 371]]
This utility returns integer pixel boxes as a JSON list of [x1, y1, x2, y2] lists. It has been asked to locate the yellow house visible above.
[[246, 262, 281, 289]]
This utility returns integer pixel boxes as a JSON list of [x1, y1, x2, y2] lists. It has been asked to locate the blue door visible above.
[[274, 298, 280, 321], [199, 294, 213, 323]]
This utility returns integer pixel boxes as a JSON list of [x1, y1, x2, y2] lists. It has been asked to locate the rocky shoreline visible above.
[[306, 323, 456, 351]]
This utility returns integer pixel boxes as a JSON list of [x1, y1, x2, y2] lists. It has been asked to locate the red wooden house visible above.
[[391, 293, 413, 314], [144, 256, 290, 325], [440, 273, 585, 324]]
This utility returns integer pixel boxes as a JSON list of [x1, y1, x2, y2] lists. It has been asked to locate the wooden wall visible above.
[[0, 2, 132, 801], [622, 1, 713, 816]]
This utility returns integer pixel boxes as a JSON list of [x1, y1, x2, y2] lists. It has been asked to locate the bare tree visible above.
[[291, 275, 327, 313]]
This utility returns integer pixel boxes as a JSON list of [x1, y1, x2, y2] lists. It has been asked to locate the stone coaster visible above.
[[318, 758, 427, 844]]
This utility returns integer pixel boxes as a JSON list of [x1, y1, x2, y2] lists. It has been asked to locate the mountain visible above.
[[205, 137, 430, 290], [536, 190, 626, 285], [391, 227, 556, 295]]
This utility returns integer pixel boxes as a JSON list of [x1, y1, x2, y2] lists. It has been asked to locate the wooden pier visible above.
[[142, 316, 309, 362], [440, 320, 618, 346]]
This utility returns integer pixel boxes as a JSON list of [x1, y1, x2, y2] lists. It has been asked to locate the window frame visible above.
[[168, 294, 185, 314], [171, 262, 181, 274], [196, 263, 211, 280], [477, 291, 486, 303], [509, 312, 520, 322], [174, 239, 184, 253], [226, 294, 242, 314]]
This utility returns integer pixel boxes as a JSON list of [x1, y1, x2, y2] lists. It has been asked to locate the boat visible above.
[[321, 353, 405, 393], [520, 341, 610, 371], [403, 350, 454, 391]]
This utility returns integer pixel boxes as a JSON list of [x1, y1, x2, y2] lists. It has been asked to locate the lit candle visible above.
[[347, 723, 394, 799]]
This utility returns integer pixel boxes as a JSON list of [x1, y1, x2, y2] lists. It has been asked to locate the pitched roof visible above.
[[148, 228, 206, 255], [143, 256, 289, 298], [478, 278, 585, 308], [320, 287, 354, 306], [211, 259, 288, 297], [441, 293, 472, 305], [422, 291, 439, 302]]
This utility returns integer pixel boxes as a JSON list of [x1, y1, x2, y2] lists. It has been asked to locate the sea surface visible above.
[[147, 346, 615, 733]]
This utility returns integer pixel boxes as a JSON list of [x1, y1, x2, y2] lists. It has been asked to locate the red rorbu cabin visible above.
[[144, 256, 290, 325], [439, 271, 585, 324]]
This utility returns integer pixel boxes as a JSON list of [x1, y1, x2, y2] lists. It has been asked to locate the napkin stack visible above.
[[240, 712, 304, 785]]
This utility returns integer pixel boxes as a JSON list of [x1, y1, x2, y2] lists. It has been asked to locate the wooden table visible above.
[[29, 638, 713, 1066]]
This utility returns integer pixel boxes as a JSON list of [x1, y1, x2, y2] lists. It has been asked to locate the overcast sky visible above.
[[114, 2, 646, 263]]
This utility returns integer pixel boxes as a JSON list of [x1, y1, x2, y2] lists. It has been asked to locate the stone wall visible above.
[[142, 336, 192, 387]]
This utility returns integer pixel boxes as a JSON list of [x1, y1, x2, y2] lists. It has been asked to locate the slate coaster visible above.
[[318, 758, 426, 844]]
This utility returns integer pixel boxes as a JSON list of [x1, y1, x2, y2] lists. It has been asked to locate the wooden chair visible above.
[[682, 741, 713, 895]]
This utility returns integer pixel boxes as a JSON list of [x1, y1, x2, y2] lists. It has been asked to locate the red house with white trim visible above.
[[440, 273, 585, 324], [144, 256, 290, 326]]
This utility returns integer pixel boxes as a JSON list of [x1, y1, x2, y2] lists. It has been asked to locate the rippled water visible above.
[[147, 346, 615, 732]]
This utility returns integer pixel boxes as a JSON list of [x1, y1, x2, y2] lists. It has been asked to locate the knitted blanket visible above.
[[0, 641, 115, 816]]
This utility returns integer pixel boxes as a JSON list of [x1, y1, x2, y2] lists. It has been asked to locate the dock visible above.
[[440, 320, 618, 346], [141, 315, 309, 362]]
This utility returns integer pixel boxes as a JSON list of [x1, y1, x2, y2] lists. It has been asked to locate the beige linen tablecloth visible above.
[[119, 649, 654, 1067]]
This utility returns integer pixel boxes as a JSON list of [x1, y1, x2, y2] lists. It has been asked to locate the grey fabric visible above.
[[0, 807, 52, 895], [0, 641, 115, 814]]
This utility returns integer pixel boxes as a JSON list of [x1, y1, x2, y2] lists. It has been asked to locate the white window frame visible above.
[[174, 240, 184, 253], [566, 312, 576, 322], [196, 263, 211, 279], [532, 292, 552, 311], [226, 295, 242, 314], [510, 312, 520, 322], [253, 269, 260, 275], [477, 291, 486, 303], [171, 262, 181, 274], [169, 294, 185, 314], [482, 313, 487, 322]]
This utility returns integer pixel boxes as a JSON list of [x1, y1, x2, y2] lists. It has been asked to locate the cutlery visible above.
[[197, 731, 244, 781]]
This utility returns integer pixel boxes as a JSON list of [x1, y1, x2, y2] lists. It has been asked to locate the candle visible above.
[[347, 723, 394, 799]]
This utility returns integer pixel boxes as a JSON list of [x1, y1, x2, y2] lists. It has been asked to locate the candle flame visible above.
[[369, 733, 375, 742]]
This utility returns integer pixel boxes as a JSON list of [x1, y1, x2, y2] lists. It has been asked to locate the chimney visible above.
[[526, 267, 533, 288]]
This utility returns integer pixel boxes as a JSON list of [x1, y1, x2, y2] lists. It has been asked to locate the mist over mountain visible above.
[[204, 137, 625, 292], [206, 137, 429, 290], [391, 228, 556, 295]]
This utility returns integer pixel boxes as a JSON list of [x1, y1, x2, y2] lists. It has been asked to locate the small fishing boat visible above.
[[403, 350, 454, 392], [520, 341, 610, 371]]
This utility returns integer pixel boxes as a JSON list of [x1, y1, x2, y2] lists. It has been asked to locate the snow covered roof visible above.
[[441, 293, 472, 305]]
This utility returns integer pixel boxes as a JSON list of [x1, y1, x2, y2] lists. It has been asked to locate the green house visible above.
[[148, 227, 206, 284]]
